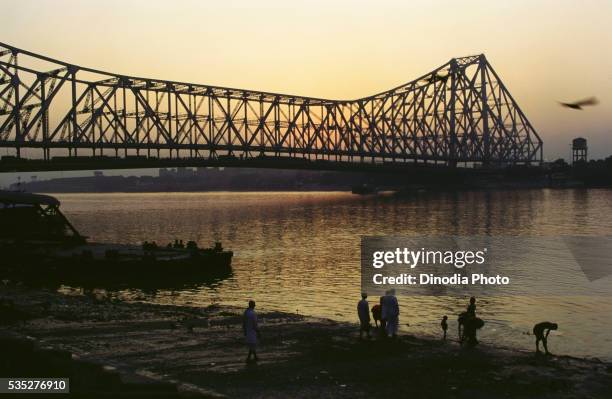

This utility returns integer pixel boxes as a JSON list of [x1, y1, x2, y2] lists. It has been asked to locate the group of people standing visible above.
[[357, 294, 558, 354], [359, 291, 474, 342], [358, 289, 400, 339], [240, 294, 559, 363]]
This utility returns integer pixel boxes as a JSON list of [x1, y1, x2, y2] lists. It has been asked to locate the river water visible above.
[[54, 189, 612, 360]]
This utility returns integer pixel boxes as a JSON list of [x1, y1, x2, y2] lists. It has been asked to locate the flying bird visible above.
[[420, 71, 449, 84], [559, 97, 599, 110]]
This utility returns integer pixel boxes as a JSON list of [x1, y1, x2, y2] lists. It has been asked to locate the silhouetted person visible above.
[[533, 322, 558, 355], [457, 312, 466, 341], [458, 297, 477, 342], [462, 317, 484, 347], [466, 297, 476, 317], [357, 293, 371, 339], [382, 289, 399, 338], [243, 300, 260, 363], [441, 315, 448, 341], [378, 296, 387, 336], [371, 303, 382, 328]]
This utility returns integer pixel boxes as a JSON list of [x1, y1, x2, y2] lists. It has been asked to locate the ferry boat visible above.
[[0, 191, 232, 287]]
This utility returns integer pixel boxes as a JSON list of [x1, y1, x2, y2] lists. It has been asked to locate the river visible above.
[[53, 189, 612, 360]]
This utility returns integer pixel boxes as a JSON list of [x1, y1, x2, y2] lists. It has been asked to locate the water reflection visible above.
[[55, 189, 612, 359]]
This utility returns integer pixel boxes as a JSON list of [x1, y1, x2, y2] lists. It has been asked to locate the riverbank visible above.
[[1, 286, 611, 398]]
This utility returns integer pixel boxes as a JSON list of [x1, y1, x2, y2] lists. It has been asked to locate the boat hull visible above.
[[1, 243, 233, 288]]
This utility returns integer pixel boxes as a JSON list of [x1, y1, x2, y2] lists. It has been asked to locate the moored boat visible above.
[[0, 190, 233, 287], [351, 184, 378, 195]]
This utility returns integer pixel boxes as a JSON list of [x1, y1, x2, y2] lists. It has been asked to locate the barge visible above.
[[0, 191, 232, 287]]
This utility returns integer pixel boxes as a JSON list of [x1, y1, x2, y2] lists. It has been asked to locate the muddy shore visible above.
[[1, 286, 611, 398]]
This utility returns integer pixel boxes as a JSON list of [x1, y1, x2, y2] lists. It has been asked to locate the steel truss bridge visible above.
[[0, 42, 542, 172]]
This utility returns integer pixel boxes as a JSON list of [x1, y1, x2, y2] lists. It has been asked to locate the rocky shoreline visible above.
[[1, 286, 611, 398]]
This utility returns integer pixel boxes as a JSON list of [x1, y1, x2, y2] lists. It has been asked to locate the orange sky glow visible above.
[[3, 0, 612, 160]]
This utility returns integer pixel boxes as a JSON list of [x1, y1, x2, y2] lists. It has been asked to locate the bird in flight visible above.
[[559, 97, 599, 110], [421, 71, 449, 84]]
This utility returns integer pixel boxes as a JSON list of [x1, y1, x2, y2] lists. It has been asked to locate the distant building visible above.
[[93, 171, 104, 177], [176, 167, 195, 178], [159, 168, 176, 178], [572, 138, 587, 164], [196, 166, 210, 176]]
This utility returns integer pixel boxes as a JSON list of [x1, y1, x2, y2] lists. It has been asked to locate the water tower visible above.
[[572, 137, 587, 164]]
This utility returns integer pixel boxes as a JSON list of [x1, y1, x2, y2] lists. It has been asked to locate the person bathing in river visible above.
[[357, 293, 371, 339], [243, 300, 261, 363], [533, 321, 558, 355], [458, 297, 477, 341], [441, 315, 448, 341], [382, 289, 400, 338], [462, 316, 484, 347], [467, 296, 477, 317]]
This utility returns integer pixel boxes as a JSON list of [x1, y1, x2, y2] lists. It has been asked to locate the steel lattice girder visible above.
[[0, 42, 542, 165]]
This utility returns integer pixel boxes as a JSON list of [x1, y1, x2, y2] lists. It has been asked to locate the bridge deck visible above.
[[0, 43, 543, 170]]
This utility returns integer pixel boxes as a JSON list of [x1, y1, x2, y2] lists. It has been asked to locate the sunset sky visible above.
[[2, 0, 612, 161]]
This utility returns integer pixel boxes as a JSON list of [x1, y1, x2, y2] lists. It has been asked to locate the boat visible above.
[[351, 184, 378, 195], [0, 190, 233, 287]]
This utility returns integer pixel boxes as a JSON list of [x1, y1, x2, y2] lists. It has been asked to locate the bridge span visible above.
[[0, 42, 542, 172]]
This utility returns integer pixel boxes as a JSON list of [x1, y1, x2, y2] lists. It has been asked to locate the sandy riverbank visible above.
[[1, 286, 611, 398]]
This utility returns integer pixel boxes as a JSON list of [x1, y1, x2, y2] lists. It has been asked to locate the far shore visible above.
[[1, 286, 611, 398]]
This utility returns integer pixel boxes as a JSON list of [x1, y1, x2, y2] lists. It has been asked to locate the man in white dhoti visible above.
[[383, 289, 400, 338], [243, 300, 260, 363]]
